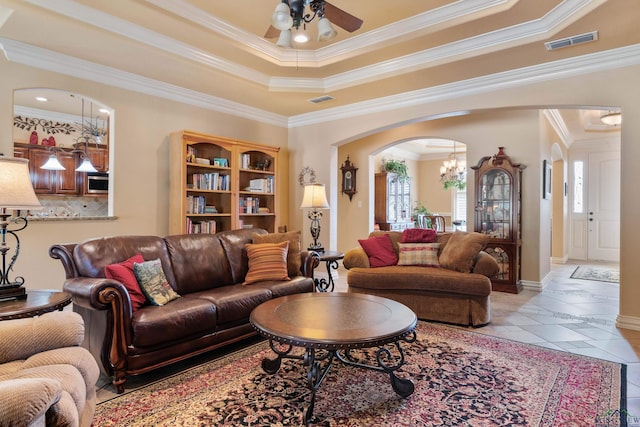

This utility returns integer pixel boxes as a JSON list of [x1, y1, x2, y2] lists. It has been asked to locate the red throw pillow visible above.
[[358, 234, 398, 267], [401, 228, 437, 243], [105, 253, 147, 311]]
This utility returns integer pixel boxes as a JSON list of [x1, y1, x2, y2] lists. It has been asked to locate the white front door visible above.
[[586, 151, 620, 261]]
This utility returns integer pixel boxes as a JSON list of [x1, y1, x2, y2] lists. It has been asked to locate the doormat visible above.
[[93, 321, 627, 426], [571, 265, 619, 283]]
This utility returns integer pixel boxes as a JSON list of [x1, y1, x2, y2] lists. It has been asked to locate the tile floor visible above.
[[97, 260, 640, 421]]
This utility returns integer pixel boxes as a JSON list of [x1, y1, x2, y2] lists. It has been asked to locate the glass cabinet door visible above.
[[478, 169, 512, 240]]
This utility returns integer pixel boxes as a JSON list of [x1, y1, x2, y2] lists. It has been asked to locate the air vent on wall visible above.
[[308, 95, 335, 104], [545, 31, 598, 51]]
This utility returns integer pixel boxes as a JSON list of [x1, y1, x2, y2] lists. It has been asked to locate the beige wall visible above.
[[416, 159, 453, 219], [1, 60, 288, 290], [290, 65, 640, 329], [3, 55, 640, 329]]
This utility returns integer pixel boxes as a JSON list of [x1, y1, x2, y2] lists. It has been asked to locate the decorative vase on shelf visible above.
[[30, 131, 39, 144]]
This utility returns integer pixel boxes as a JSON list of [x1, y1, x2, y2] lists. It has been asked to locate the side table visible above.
[[314, 251, 344, 292], [0, 290, 72, 320]]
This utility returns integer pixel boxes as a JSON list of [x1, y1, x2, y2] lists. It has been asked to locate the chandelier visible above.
[[440, 142, 466, 190], [271, 0, 337, 47]]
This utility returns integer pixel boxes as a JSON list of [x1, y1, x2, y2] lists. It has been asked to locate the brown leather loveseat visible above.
[[50, 228, 317, 393]]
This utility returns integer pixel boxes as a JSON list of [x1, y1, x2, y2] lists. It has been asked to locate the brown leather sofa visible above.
[[50, 228, 318, 393], [344, 231, 499, 327]]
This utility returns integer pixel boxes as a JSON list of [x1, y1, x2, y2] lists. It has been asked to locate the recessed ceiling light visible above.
[[35, 96, 48, 102]]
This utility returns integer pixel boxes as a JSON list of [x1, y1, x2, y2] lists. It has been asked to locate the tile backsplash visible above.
[[31, 196, 108, 218]]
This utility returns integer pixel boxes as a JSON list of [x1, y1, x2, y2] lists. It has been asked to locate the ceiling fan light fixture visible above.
[[293, 28, 309, 43], [276, 29, 292, 48], [600, 111, 622, 126], [271, 2, 293, 30], [317, 17, 337, 41]]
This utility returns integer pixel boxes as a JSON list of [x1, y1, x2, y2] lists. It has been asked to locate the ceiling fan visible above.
[[265, 0, 363, 43]]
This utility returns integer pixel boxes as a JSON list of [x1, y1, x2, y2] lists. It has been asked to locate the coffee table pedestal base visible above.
[[262, 331, 417, 425]]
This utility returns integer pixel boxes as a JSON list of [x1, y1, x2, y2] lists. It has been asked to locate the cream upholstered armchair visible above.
[[0, 311, 100, 427]]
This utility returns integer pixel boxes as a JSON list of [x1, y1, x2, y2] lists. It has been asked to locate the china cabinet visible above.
[[471, 147, 526, 293], [375, 172, 413, 231]]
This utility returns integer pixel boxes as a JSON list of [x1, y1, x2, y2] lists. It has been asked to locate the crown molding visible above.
[[543, 109, 573, 148], [271, 0, 607, 92], [24, 0, 604, 93], [288, 43, 640, 127], [2, 37, 638, 130], [23, 0, 271, 87], [0, 38, 288, 127], [145, 0, 514, 68]]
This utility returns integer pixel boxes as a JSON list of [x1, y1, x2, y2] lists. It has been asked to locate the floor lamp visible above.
[[300, 184, 330, 252], [0, 157, 42, 300]]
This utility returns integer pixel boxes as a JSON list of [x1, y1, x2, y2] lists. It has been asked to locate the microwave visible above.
[[86, 172, 109, 194]]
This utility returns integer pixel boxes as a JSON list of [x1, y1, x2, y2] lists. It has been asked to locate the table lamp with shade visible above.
[[0, 156, 42, 300], [300, 183, 330, 252]]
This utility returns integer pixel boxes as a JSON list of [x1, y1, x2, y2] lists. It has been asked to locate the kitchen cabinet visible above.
[[14, 143, 81, 195]]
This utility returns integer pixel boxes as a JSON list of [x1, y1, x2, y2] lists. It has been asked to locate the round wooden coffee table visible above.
[[250, 292, 417, 424]]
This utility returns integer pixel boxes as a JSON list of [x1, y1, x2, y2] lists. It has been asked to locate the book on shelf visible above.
[[186, 217, 217, 234], [241, 153, 250, 169], [192, 173, 230, 191], [239, 196, 260, 214], [248, 176, 274, 193], [186, 195, 207, 214]]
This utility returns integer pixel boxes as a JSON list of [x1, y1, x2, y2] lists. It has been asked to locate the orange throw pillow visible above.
[[243, 241, 290, 285]]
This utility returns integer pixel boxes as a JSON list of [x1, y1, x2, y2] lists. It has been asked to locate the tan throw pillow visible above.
[[397, 243, 440, 267], [252, 230, 301, 277], [438, 231, 491, 273], [243, 241, 290, 285]]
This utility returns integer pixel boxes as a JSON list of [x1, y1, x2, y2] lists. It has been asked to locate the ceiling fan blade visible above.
[[323, 1, 363, 33], [264, 25, 280, 39]]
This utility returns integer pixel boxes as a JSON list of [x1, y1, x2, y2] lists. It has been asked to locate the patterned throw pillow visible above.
[[243, 241, 290, 285], [358, 234, 398, 267], [397, 243, 441, 267], [104, 253, 147, 311], [133, 259, 180, 306]]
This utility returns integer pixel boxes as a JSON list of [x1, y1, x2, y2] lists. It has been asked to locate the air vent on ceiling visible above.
[[308, 95, 335, 104], [545, 31, 598, 51]]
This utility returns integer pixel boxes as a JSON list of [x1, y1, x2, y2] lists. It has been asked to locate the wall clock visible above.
[[340, 156, 358, 201]]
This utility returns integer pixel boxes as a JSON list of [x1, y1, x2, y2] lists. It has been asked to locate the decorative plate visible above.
[[298, 166, 317, 186]]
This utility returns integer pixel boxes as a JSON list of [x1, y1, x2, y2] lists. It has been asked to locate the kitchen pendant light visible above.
[[75, 99, 98, 173], [40, 153, 66, 170], [76, 157, 97, 173]]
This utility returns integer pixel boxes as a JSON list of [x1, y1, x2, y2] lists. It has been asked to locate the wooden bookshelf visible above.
[[169, 130, 279, 235]]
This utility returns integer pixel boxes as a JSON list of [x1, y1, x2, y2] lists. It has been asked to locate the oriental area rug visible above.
[[93, 322, 626, 426], [571, 265, 620, 283]]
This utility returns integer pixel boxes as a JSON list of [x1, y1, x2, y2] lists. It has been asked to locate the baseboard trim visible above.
[[616, 315, 640, 331]]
